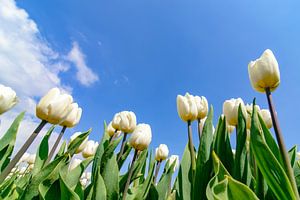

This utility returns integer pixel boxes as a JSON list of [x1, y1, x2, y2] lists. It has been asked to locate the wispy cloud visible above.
[[67, 42, 99, 86]]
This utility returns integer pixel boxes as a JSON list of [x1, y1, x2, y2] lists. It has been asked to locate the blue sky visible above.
[[1, 0, 300, 158]]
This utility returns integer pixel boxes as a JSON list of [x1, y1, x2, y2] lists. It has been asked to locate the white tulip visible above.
[[194, 96, 208, 119], [227, 124, 235, 134], [20, 152, 30, 163], [245, 104, 261, 129], [80, 178, 88, 187], [177, 93, 198, 122], [297, 152, 300, 159], [232, 149, 236, 156], [82, 140, 99, 158], [0, 84, 18, 115], [168, 155, 180, 172], [107, 121, 121, 137], [223, 98, 247, 126], [199, 117, 215, 134], [112, 111, 137, 133], [260, 109, 273, 129], [28, 164, 34, 171], [69, 158, 82, 171], [248, 49, 280, 93], [27, 153, 36, 165], [60, 103, 82, 128], [19, 167, 27, 175], [36, 88, 73, 124], [155, 144, 169, 161], [129, 123, 152, 151], [70, 132, 89, 154]]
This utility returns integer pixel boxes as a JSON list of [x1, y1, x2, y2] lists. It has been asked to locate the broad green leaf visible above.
[[250, 102, 297, 200], [155, 161, 176, 200], [102, 154, 119, 200], [92, 166, 107, 200], [0, 112, 25, 171], [59, 172, 80, 200], [32, 125, 55, 176], [193, 106, 214, 200]]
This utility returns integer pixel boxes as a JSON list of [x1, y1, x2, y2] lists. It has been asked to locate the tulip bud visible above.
[[27, 153, 36, 165], [248, 49, 280, 93], [227, 124, 235, 134], [60, 103, 82, 128], [80, 178, 88, 187], [82, 140, 99, 158], [19, 167, 27, 175], [167, 155, 180, 172], [155, 144, 169, 161], [36, 88, 73, 124], [20, 152, 30, 163], [260, 109, 273, 129], [112, 111, 137, 133], [194, 96, 208, 119], [69, 158, 82, 171], [199, 117, 215, 134], [70, 132, 89, 154], [232, 149, 236, 156], [129, 123, 152, 151], [107, 121, 121, 137], [0, 84, 18, 115], [245, 104, 261, 129], [223, 98, 247, 126], [177, 93, 198, 122]]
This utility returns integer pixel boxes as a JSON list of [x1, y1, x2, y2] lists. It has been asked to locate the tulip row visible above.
[[0, 49, 300, 200]]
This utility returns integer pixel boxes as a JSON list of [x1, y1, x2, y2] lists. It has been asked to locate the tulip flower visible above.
[[297, 152, 300, 159], [26, 153, 36, 165], [36, 87, 73, 125], [154, 144, 169, 184], [47, 103, 82, 163], [248, 49, 280, 93], [259, 109, 272, 129], [82, 140, 99, 158], [223, 98, 247, 127], [70, 132, 89, 154], [245, 104, 261, 130], [69, 158, 82, 171], [113, 111, 137, 161], [248, 50, 298, 197], [20, 152, 30, 163], [177, 93, 197, 176], [194, 95, 208, 139], [168, 155, 180, 172], [227, 123, 235, 134], [199, 117, 215, 135], [107, 121, 121, 143], [0, 84, 18, 115], [123, 123, 152, 200]]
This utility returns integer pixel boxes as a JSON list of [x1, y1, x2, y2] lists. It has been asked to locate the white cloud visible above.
[[67, 42, 99, 86]]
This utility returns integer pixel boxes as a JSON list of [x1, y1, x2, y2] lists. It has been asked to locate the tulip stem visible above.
[[117, 133, 128, 162], [46, 126, 67, 164], [109, 129, 118, 144], [187, 121, 196, 175], [265, 88, 299, 198], [197, 118, 201, 141], [153, 160, 161, 184], [122, 149, 138, 200], [0, 120, 47, 183]]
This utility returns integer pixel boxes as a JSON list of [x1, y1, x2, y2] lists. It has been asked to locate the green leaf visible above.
[[92, 166, 107, 200], [193, 106, 214, 200], [59, 172, 80, 200], [288, 146, 297, 168], [32, 125, 56, 176], [250, 102, 297, 200], [118, 143, 132, 169], [102, 154, 119, 200], [0, 112, 25, 171], [67, 129, 91, 156], [54, 140, 67, 160]]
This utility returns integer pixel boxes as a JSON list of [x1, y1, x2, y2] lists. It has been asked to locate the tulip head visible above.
[[112, 111, 137, 133], [199, 117, 215, 134], [20, 152, 30, 163], [26, 153, 36, 165], [167, 155, 180, 172], [260, 109, 273, 129], [69, 158, 82, 171], [177, 93, 198, 122], [129, 123, 152, 151], [223, 98, 247, 126], [60, 103, 82, 128], [36, 88, 73, 124], [248, 49, 280, 93], [245, 104, 261, 129], [194, 96, 208, 119], [82, 140, 99, 158], [155, 144, 169, 161], [70, 132, 89, 154], [0, 84, 18, 115], [107, 121, 121, 137]]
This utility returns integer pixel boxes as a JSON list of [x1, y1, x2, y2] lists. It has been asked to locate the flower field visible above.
[[0, 49, 299, 200]]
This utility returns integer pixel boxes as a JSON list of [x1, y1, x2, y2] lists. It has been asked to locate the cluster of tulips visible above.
[[0, 49, 300, 200]]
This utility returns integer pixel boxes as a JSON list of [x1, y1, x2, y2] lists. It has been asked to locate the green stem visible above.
[[187, 121, 196, 175], [0, 120, 47, 182], [109, 129, 118, 144], [46, 126, 66, 164], [197, 118, 201, 142], [265, 88, 299, 199], [122, 149, 138, 200], [153, 160, 161, 184], [117, 132, 128, 162]]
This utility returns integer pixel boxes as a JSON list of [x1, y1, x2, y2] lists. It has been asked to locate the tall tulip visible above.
[[223, 98, 247, 127], [69, 158, 82, 171], [245, 104, 260, 130], [0, 84, 18, 115], [260, 109, 272, 129], [82, 140, 99, 158], [154, 144, 169, 184], [107, 121, 121, 143], [47, 103, 82, 163], [123, 123, 152, 200], [194, 95, 208, 139], [248, 49, 298, 197], [112, 111, 137, 161], [177, 93, 197, 176]]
